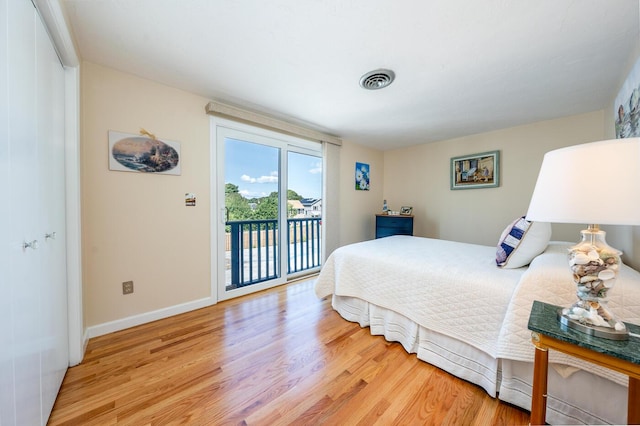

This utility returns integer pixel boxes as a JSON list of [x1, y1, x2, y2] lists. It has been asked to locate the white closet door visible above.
[[0, 0, 15, 424], [4, 1, 69, 424], [36, 8, 69, 418], [8, 2, 42, 425]]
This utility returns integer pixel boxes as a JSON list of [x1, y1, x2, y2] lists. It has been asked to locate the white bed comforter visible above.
[[317, 237, 640, 387], [315, 235, 527, 357]]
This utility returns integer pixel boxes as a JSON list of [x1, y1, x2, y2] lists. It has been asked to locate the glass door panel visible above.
[[221, 135, 283, 298], [287, 151, 323, 276], [213, 120, 323, 301]]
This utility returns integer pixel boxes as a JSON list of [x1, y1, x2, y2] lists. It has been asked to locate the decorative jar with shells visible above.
[[562, 225, 625, 334]]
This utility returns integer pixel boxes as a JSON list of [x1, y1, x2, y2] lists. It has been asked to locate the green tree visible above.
[[287, 189, 303, 201], [254, 191, 279, 220], [224, 183, 252, 221], [225, 183, 240, 194]]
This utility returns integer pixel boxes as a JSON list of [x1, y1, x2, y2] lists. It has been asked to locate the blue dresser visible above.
[[375, 214, 414, 238]]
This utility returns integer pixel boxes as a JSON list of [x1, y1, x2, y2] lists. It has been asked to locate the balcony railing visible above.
[[226, 217, 322, 289]]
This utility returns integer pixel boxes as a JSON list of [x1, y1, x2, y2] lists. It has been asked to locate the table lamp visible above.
[[526, 138, 640, 340]]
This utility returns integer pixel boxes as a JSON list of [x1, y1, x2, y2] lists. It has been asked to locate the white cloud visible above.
[[309, 161, 322, 174], [241, 171, 278, 183], [239, 189, 269, 198]]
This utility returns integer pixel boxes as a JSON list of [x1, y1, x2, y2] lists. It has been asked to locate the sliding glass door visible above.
[[213, 119, 322, 300]]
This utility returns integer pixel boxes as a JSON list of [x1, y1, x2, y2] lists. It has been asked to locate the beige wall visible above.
[[337, 140, 384, 245], [382, 110, 640, 270], [80, 58, 640, 333], [81, 62, 212, 328], [383, 111, 606, 245]]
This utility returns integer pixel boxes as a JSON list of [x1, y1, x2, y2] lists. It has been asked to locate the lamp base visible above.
[[562, 225, 628, 340], [557, 308, 629, 340]]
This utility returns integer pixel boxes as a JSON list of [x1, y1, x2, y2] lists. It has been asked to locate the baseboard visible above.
[[86, 297, 216, 339]]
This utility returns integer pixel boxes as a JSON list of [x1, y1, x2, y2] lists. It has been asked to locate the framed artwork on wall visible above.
[[108, 129, 181, 175], [450, 150, 499, 190], [355, 162, 370, 191], [614, 56, 640, 138]]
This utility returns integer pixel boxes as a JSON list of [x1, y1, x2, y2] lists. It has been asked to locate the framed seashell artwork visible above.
[[108, 130, 181, 175], [450, 150, 499, 190]]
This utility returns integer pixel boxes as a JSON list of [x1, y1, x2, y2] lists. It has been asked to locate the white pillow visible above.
[[496, 216, 551, 268]]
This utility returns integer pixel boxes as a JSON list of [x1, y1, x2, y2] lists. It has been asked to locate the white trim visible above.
[[33, 0, 79, 66], [210, 116, 322, 302], [64, 66, 84, 366], [86, 297, 216, 338], [33, 0, 84, 365]]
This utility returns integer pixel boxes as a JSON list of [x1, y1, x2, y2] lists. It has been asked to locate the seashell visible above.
[[615, 322, 626, 331], [598, 269, 616, 281], [571, 307, 586, 317], [604, 256, 619, 265], [587, 250, 600, 260], [580, 275, 598, 283], [572, 253, 591, 265], [583, 264, 603, 274]]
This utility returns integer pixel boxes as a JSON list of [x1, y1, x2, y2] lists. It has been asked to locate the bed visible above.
[[314, 233, 640, 425]]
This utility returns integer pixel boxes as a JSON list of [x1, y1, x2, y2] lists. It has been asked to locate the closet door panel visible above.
[[0, 0, 16, 424], [36, 11, 69, 418], [8, 2, 42, 425]]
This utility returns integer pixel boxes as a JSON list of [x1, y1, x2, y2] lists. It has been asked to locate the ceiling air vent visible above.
[[359, 69, 395, 90]]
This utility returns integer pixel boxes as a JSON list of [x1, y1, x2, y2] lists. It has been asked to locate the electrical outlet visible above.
[[122, 281, 134, 295]]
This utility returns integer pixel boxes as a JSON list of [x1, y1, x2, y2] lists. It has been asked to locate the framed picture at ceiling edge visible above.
[[450, 150, 500, 190]]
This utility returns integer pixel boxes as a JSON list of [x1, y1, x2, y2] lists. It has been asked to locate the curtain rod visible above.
[[205, 101, 342, 146]]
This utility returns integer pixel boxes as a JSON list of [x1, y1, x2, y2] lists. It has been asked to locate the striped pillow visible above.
[[496, 217, 551, 268]]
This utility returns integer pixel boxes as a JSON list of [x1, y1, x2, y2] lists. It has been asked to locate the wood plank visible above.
[[48, 277, 530, 425]]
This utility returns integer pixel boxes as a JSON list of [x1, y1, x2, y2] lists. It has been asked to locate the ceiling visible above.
[[61, 0, 639, 150]]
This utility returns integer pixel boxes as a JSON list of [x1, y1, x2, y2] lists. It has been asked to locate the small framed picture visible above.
[[400, 206, 413, 215], [450, 150, 499, 190]]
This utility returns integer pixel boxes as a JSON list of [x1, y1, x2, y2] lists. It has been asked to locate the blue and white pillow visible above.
[[496, 216, 551, 268]]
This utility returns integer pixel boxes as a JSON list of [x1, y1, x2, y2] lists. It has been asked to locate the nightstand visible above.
[[375, 214, 413, 239], [527, 300, 640, 425]]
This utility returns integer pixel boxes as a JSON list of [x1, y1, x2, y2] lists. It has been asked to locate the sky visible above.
[[225, 138, 322, 200]]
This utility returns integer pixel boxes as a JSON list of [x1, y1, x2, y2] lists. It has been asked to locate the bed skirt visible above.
[[332, 294, 627, 425], [332, 294, 501, 396]]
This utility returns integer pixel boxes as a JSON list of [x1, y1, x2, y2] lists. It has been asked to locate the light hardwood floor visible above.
[[49, 278, 530, 425]]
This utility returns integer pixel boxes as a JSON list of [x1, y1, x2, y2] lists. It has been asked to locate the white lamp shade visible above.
[[526, 138, 640, 225]]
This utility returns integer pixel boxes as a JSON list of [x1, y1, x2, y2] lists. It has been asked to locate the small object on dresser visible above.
[[382, 199, 388, 213], [400, 206, 413, 215]]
